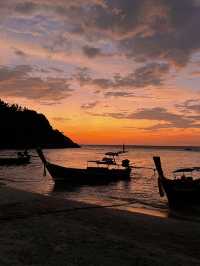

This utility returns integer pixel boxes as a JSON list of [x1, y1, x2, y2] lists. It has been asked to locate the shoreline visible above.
[[0, 185, 167, 221], [0, 185, 200, 265]]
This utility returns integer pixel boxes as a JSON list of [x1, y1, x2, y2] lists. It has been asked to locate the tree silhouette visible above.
[[0, 99, 80, 149]]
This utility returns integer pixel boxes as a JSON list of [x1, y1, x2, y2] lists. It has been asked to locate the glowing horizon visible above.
[[1, 1, 200, 146]]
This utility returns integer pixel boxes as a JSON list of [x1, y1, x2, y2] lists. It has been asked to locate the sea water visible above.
[[1, 145, 200, 218]]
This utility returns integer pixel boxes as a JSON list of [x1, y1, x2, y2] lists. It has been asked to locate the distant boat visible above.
[[183, 147, 200, 152], [153, 156, 200, 208], [36, 147, 131, 185], [0, 150, 30, 166]]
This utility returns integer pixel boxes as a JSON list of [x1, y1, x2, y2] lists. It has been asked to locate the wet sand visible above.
[[0, 185, 199, 266]]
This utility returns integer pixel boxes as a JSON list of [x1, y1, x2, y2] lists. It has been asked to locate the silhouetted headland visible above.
[[0, 99, 80, 149]]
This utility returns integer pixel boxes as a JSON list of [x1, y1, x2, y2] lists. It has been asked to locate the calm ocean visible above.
[[1, 145, 200, 217]]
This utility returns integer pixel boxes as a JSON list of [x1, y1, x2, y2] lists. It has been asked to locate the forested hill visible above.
[[0, 100, 80, 149]]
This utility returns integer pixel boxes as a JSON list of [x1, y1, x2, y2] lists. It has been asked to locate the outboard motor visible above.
[[122, 159, 130, 168]]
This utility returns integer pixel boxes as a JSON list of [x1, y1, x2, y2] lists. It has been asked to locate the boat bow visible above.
[[153, 156, 165, 197]]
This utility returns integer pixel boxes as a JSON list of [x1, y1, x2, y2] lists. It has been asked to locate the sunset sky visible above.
[[1, 0, 200, 145]]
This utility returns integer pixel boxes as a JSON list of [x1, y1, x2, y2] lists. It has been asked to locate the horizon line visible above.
[[79, 144, 200, 148]]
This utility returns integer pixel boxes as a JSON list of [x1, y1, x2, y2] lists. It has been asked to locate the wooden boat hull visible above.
[[160, 177, 200, 207], [46, 162, 131, 185], [153, 156, 200, 208], [0, 156, 30, 166]]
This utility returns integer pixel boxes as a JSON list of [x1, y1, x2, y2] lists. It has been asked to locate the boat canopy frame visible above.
[[87, 148, 127, 168]]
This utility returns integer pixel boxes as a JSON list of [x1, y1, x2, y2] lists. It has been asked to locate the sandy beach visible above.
[[0, 185, 199, 266]]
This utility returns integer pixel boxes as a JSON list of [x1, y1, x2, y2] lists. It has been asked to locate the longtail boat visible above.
[[153, 156, 200, 208], [36, 147, 131, 185], [0, 151, 30, 166]]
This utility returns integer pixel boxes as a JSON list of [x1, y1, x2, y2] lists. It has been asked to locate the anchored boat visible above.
[[153, 156, 200, 208], [0, 150, 30, 166], [37, 147, 131, 185]]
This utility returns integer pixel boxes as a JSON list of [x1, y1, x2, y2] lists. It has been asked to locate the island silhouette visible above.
[[0, 99, 80, 149]]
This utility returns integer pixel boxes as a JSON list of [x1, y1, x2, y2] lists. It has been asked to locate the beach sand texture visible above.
[[0, 186, 199, 266]]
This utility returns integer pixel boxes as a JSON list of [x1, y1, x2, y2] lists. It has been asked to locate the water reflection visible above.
[[0, 146, 200, 218]]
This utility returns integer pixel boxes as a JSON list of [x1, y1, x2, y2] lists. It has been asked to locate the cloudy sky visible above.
[[1, 0, 200, 145]]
